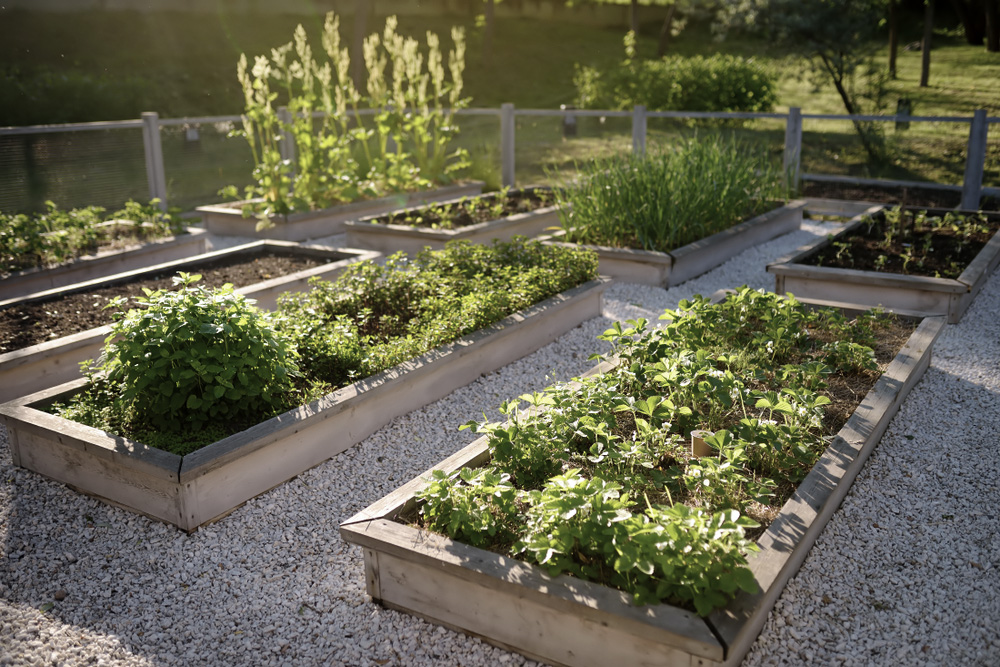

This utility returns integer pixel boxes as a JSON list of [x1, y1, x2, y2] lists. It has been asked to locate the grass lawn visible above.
[[0, 8, 997, 210]]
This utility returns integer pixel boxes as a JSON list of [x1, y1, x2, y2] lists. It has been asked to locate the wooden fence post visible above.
[[141, 112, 168, 210], [783, 107, 803, 194], [501, 103, 516, 188], [961, 109, 987, 210], [632, 105, 647, 156]]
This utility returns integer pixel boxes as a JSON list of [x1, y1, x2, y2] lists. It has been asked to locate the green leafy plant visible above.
[[0, 199, 183, 275], [574, 32, 778, 114], [223, 12, 469, 222], [417, 288, 903, 615], [83, 273, 299, 433], [551, 135, 786, 252], [54, 239, 598, 455]]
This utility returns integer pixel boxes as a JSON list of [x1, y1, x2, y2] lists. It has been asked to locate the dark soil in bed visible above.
[[0, 252, 325, 353], [801, 209, 999, 278]]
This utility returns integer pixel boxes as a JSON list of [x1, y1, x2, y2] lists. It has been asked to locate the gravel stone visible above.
[[2, 217, 998, 666]]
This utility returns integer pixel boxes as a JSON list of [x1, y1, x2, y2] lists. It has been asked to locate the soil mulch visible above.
[[0, 252, 326, 354], [803, 180, 998, 211], [374, 188, 554, 229], [801, 209, 999, 279]]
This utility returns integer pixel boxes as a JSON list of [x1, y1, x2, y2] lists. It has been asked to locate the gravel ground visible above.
[[2, 218, 999, 666]]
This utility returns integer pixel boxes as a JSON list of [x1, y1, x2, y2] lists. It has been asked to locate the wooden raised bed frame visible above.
[[0, 241, 380, 403], [196, 182, 485, 242], [0, 226, 208, 302], [343, 188, 560, 255], [768, 206, 1000, 324], [0, 278, 608, 532], [539, 201, 805, 287], [341, 310, 945, 667]]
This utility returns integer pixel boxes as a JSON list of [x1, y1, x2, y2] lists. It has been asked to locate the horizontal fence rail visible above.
[[1, 106, 996, 214]]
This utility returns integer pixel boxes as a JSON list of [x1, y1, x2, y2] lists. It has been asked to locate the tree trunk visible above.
[[819, 54, 883, 162], [888, 0, 899, 78], [987, 0, 1000, 51], [631, 0, 639, 34], [351, 0, 373, 92], [920, 0, 934, 87], [951, 0, 986, 45], [657, 5, 677, 56], [483, 0, 495, 65]]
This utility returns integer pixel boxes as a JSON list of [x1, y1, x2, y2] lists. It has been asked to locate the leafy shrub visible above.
[[0, 199, 184, 275], [574, 33, 777, 113], [552, 135, 786, 252], [87, 273, 298, 433], [419, 288, 900, 615]]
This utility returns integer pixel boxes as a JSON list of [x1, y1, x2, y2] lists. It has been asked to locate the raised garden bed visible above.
[[0, 225, 209, 302], [0, 241, 378, 403], [769, 206, 1000, 323], [542, 201, 806, 287], [341, 294, 944, 667], [343, 188, 560, 255], [196, 182, 485, 242], [0, 277, 607, 532]]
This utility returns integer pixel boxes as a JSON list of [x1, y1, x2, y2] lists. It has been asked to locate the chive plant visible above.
[[552, 135, 787, 252]]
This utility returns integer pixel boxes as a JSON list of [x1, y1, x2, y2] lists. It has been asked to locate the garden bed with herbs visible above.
[[543, 137, 802, 287], [341, 289, 944, 667], [769, 207, 1000, 323], [344, 188, 560, 255], [0, 242, 376, 404], [0, 239, 605, 531]]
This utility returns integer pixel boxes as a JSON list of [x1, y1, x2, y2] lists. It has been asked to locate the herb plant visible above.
[[416, 288, 903, 616], [0, 199, 183, 275], [223, 12, 470, 222], [71, 273, 298, 437], [551, 135, 787, 253]]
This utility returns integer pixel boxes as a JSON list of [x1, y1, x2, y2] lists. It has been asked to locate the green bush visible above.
[[87, 273, 299, 433], [574, 34, 777, 113], [552, 135, 787, 252]]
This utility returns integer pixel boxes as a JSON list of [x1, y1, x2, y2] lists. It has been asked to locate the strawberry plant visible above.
[[417, 288, 906, 615]]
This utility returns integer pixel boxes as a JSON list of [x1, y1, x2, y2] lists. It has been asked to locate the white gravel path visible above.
[[2, 218, 999, 666]]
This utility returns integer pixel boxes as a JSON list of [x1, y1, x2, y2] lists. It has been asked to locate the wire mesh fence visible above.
[[0, 127, 148, 214]]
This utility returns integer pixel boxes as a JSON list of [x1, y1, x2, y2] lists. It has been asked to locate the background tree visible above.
[[920, 0, 934, 86], [717, 0, 890, 161]]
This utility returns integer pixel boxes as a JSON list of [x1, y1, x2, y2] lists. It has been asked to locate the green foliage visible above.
[[419, 287, 897, 614], [277, 238, 599, 387], [575, 33, 777, 113], [88, 272, 299, 433], [55, 239, 596, 454], [225, 12, 470, 220], [552, 135, 786, 252], [0, 199, 183, 275]]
